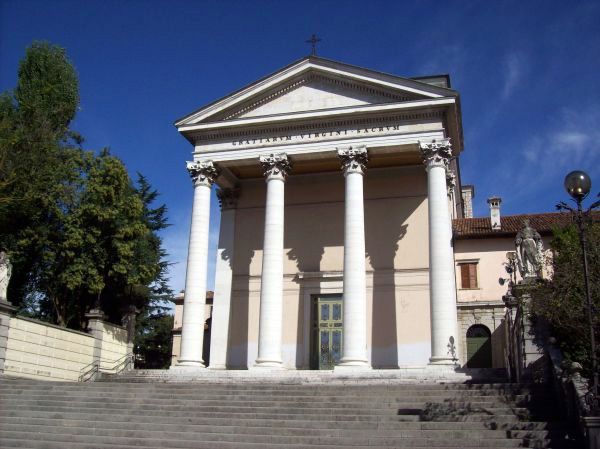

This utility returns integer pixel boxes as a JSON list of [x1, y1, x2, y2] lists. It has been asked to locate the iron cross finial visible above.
[[305, 34, 321, 56]]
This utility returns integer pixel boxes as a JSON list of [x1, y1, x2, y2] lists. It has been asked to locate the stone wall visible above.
[[0, 312, 131, 382]]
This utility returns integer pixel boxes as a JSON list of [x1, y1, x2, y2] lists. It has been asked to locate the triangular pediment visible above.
[[176, 57, 457, 127], [214, 73, 420, 121]]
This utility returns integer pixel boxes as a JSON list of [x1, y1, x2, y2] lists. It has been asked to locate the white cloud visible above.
[[472, 105, 600, 216], [501, 52, 525, 99], [526, 109, 600, 169]]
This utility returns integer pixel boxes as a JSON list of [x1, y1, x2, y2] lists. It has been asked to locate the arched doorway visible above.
[[466, 324, 492, 368]]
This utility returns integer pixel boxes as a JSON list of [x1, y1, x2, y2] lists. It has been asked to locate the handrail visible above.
[[78, 360, 99, 382], [78, 353, 134, 382]]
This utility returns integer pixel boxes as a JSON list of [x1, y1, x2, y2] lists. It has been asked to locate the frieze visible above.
[[193, 111, 445, 148]]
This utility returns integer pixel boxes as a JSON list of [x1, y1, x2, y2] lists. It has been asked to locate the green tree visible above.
[[134, 313, 174, 369], [0, 41, 84, 309], [0, 42, 173, 340], [530, 222, 600, 379]]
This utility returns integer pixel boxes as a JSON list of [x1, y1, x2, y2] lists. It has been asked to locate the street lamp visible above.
[[557, 170, 600, 412]]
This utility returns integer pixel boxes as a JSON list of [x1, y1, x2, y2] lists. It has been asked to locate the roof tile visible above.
[[452, 212, 581, 239]]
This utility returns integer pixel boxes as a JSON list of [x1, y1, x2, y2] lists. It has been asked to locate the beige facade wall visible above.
[[228, 165, 433, 369], [453, 235, 552, 368], [2, 315, 130, 381], [454, 236, 552, 303]]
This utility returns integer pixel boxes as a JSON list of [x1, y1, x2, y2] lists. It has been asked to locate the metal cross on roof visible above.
[[305, 34, 321, 56]]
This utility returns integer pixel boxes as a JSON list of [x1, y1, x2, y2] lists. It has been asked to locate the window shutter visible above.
[[461, 264, 470, 289], [469, 263, 478, 288]]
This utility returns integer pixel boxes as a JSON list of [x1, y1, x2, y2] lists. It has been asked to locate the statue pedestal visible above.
[[0, 300, 16, 374], [510, 281, 548, 381]]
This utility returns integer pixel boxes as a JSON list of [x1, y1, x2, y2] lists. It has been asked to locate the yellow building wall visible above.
[[3, 316, 130, 381]]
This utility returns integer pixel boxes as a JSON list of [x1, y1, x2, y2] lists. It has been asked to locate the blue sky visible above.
[[1, 0, 599, 294]]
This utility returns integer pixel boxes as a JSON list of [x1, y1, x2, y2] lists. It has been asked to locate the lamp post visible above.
[[557, 170, 600, 411]]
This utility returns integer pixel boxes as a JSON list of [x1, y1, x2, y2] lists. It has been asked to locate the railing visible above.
[[546, 343, 592, 426], [78, 353, 134, 382], [504, 293, 597, 447]]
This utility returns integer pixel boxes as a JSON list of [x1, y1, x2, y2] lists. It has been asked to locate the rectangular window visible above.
[[460, 262, 478, 289]]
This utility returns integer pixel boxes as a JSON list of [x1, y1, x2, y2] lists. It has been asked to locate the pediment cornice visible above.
[[175, 56, 457, 128]]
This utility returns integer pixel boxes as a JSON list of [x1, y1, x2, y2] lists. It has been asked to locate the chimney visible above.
[[461, 185, 475, 218], [487, 196, 502, 230]]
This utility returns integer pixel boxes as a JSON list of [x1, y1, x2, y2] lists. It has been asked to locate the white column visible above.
[[254, 153, 291, 369], [420, 139, 459, 365], [178, 160, 219, 367], [208, 188, 239, 370], [336, 146, 370, 369]]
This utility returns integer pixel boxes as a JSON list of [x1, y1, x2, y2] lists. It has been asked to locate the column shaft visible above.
[[337, 146, 370, 369], [254, 153, 291, 369], [421, 140, 459, 365], [178, 161, 218, 367]]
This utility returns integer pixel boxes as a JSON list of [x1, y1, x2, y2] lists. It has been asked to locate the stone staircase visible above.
[[0, 373, 582, 449]]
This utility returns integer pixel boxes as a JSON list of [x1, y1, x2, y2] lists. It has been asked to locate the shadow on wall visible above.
[[366, 198, 411, 368], [229, 171, 425, 369], [287, 202, 342, 369], [227, 221, 256, 368]]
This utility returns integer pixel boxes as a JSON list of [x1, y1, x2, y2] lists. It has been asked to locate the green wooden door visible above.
[[314, 296, 343, 370], [466, 325, 492, 368]]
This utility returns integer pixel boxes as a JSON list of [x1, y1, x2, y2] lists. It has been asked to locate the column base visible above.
[[334, 359, 371, 371], [175, 360, 206, 368], [429, 356, 459, 366], [251, 359, 286, 370], [208, 364, 227, 370]]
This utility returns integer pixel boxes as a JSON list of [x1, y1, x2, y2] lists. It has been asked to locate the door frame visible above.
[[296, 272, 343, 369], [309, 293, 343, 370]]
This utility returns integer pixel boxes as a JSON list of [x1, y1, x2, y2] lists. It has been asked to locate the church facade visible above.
[[173, 56, 485, 370]]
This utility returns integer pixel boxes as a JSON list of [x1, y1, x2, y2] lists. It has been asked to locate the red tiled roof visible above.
[[453, 212, 577, 239]]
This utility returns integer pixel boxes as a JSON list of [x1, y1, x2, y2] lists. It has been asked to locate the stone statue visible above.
[[0, 251, 12, 302], [515, 219, 543, 279]]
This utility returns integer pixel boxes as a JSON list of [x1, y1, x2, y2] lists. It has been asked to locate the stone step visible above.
[[0, 388, 540, 402], [0, 378, 528, 390], [0, 439, 551, 449], [0, 399, 537, 417], [0, 429, 546, 448], [0, 383, 547, 395], [1, 405, 529, 423], [0, 409, 566, 430], [0, 417, 570, 440], [0, 376, 579, 448], [0, 395, 550, 410]]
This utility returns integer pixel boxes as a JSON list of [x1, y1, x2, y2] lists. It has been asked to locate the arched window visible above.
[[466, 324, 492, 368]]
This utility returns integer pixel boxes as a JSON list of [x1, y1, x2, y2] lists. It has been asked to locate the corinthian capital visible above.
[[187, 160, 219, 187], [419, 139, 453, 170], [259, 153, 292, 180], [216, 188, 240, 210], [337, 145, 368, 175]]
